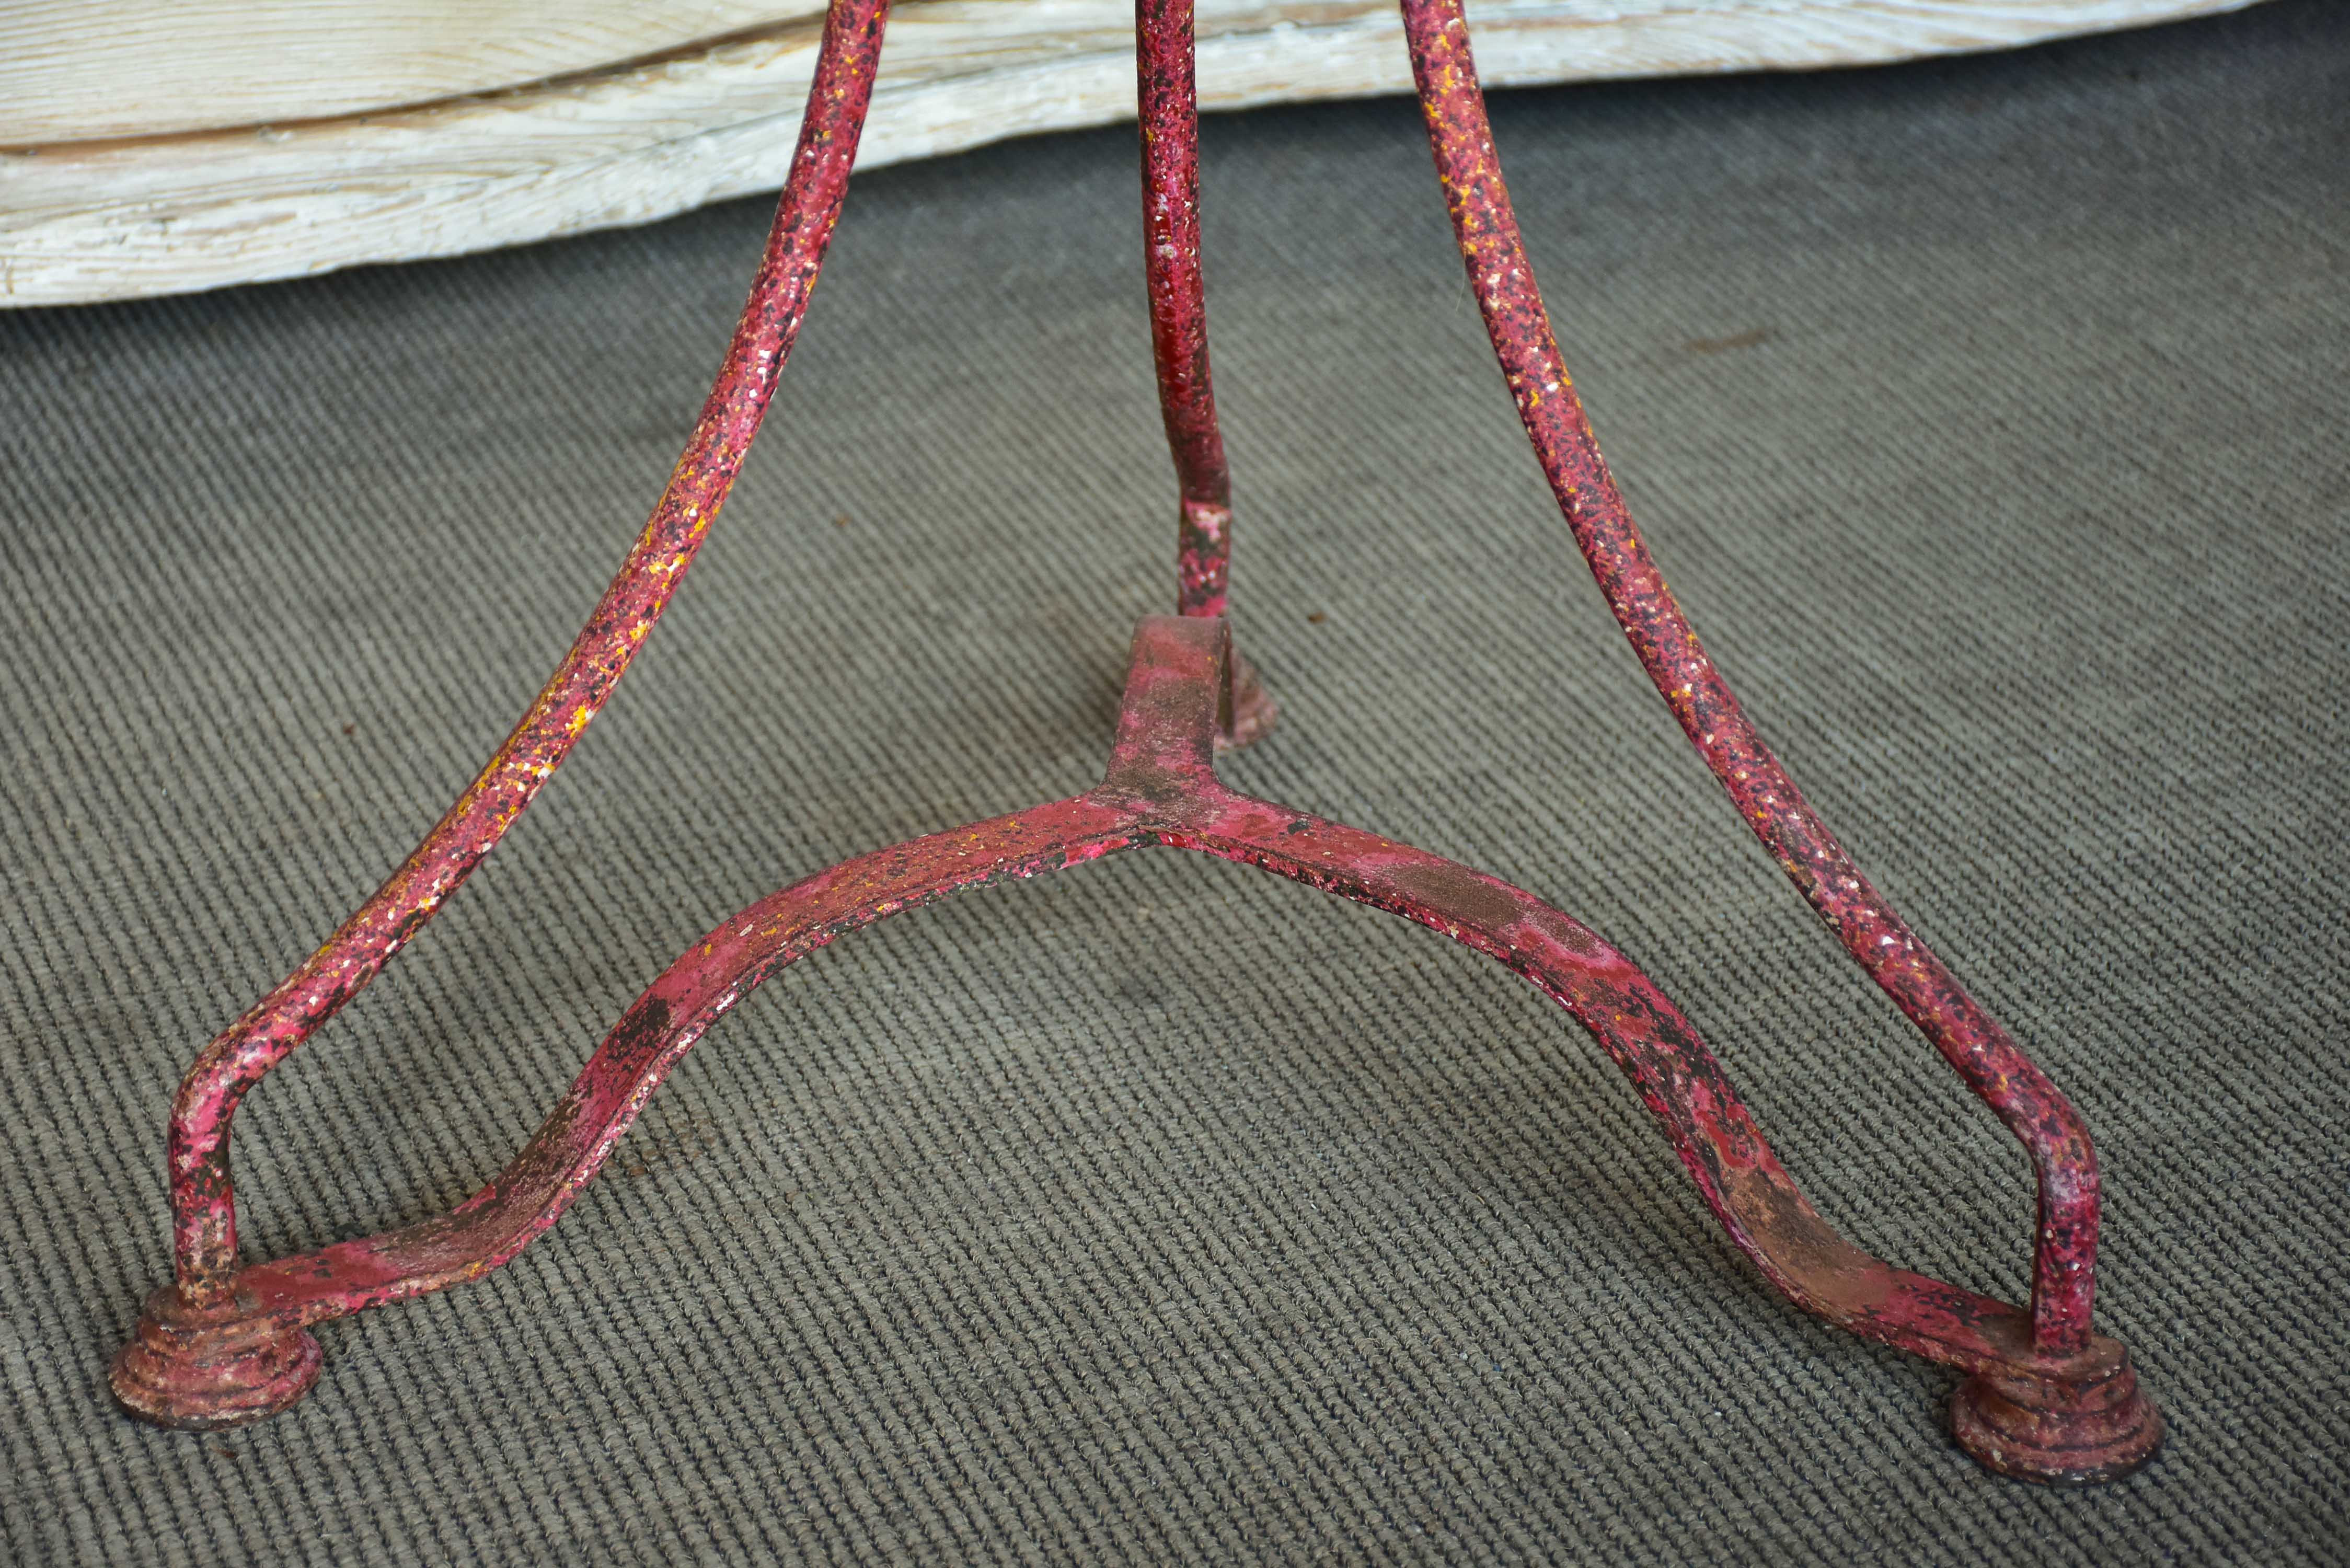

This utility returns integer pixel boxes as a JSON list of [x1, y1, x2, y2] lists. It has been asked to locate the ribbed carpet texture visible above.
[[3, 3, 2343, 1563]]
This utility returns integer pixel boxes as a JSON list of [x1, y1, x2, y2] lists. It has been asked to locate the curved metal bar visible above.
[[1112, 621, 2036, 1374], [158, 0, 894, 1305], [110, 790, 1149, 1429], [230, 794, 1150, 1326], [133, 617, 1238, 1352], [1397, 0, 2100, 1357]]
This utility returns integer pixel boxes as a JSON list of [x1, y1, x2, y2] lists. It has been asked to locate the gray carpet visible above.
[[3, 3, 2344, 1562]]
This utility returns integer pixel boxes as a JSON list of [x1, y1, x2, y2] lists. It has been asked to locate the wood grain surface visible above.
[[0, 0, 2263, 306]]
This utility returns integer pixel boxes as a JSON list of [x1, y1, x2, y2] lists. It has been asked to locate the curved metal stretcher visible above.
[[112, 0, 2162, 1485]]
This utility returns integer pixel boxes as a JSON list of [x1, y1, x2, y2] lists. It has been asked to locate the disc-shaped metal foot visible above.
[[111, 1288, 322, 1430], [1950, 1339, 2162, 1484]]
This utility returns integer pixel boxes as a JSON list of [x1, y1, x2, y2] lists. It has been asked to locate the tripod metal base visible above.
[[113, 617, 2158, 1484]]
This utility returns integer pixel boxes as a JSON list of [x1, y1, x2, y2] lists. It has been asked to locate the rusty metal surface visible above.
[[1396, 0, 2155, 1479], [111, 0, 2160, 1488], [1139, 0, 1232, 623], [110, 0, 897, 1433], [1138, 0, 1276, 748]]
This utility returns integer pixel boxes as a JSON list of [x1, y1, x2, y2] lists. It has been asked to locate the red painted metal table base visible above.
[[110, 0, 2161, 1488]]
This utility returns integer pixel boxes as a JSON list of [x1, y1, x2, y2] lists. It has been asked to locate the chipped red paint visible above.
[[112, 0, 895, 1427], [112, 0, 2157, 1488], [157, 0, 892, 1303], [1136, 0, 1275, 749], [1137, 0, 1231, 621], [113, 618, 2158, 1481], [1400, 0, 2154, 1475]]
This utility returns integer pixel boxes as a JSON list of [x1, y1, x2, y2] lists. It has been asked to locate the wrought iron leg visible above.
[[1396, 0, 2155, 1479], [111, 0, 2159, 1487], [110, 0, 898, 1430]]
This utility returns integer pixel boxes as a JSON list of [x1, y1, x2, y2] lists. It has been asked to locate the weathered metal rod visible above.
[[1398, 0, 2102, 1362], [112, 0, 897, 1424]]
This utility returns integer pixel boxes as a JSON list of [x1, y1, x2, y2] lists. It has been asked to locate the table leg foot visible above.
[[111, 1288, 321, 1430], [1950, 1341, 2162, 1484]]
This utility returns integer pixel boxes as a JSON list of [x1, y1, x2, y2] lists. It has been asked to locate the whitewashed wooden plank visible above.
[[0, 0, 2265, 306]]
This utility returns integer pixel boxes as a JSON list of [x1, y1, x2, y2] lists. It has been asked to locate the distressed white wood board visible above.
[[0, 0, 2267, 307], [0, 1, 826, 144]]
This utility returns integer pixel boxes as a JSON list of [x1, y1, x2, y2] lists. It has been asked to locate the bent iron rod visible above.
[[1397, 0, 2098, 1356], [115, 0, 2153, 1481], [159, 0, 897, 1305]]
